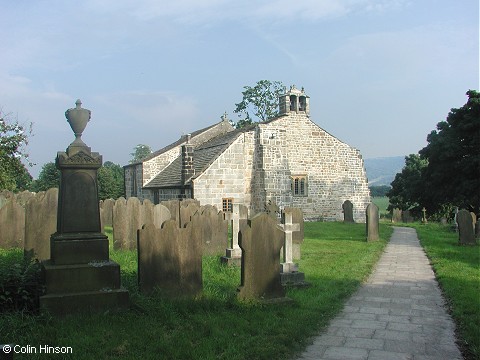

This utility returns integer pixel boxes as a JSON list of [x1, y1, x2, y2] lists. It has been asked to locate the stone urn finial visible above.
[[65, 99, 91, 147]]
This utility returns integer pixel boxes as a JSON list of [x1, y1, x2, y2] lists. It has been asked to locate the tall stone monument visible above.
[[40, 100, 129, 315], [366, 203, 379, 242]]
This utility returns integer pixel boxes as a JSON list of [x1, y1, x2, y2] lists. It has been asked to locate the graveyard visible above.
[[0, 96, 478, 359]]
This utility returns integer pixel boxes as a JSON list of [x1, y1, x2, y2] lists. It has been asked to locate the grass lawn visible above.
[[0, 222, 392, 360], [409, 223, 480, 360], [371, 196, 390, 219]]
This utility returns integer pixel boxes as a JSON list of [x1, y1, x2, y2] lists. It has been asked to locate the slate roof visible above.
[[144, 124, 255, 189], [126, 121, 225, 167]]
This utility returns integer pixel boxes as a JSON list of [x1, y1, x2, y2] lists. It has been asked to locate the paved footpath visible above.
[[297, 227, 463, 360]]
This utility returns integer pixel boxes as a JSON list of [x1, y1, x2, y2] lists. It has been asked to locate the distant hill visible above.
[[364, 156, 405, 187]]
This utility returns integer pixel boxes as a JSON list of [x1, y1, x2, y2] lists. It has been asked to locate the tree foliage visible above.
[[130, 144, 152, 164], [234, 80, 285, 128], [369, 185, 391, 197], [30, 162, 60, 192], [98, 161, 124, 200], [387, 90, 480, 217], [420, 90, 480, 213], [387, 154, 428, 214], [0, 111, 33, 191]]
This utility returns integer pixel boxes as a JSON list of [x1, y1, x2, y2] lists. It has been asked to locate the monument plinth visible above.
[[40, 100, 129, 315]]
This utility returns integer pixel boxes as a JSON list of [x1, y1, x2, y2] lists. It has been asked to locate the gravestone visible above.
[[279, 210, 306, 286], [265, 199, 280, 220], [142, 199, 155, 228], [137, 219, 202, 296], [284, 207, 304, 260], [422, 207, 428, 224], [457, 209, 475, 245], [179, 201, 200, 228], [237, 212, 285, 300], [471, 212, 477, 233], [0, 196, 25, 249], [16, 191, 35, 207], [153, 203, 171, 229], [366, 203, 379, 242], [475, 218, 480, 239], [40, 100, 128, 315], [113, 197, 128, 249], [197, 205, 228, 255], [342, 200, 354, 223], [24, 188, 58, 261], [453, 207, 459, 232], [402, 209, 414, 223], [0, 190, 13, 210], [221, 203, 248, 266], [100, 198, 115, 229], [161, 200, 180, 222], [392, 208, 402, 223]]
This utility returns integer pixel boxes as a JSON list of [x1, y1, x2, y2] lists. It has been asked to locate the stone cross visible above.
[[279, 211, 300, 273], [265, 200, 280, 220], [422, 207, 428, 224], [222, 204, 248, 265]]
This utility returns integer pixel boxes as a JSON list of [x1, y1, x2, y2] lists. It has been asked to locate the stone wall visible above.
[[194, 113, 370, 222]]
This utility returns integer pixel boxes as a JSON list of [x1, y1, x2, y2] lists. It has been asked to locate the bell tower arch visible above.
[[279, 85, 310, 116]]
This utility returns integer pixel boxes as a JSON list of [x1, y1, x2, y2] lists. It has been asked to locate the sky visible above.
[[1, 0, 478, 178]]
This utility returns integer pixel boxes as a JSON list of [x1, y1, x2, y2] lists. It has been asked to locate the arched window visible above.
[[299, 96, 306, 111], [289, 95, 297, 111]]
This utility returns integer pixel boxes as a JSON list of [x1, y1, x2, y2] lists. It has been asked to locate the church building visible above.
[[124, 86, 371, 221]]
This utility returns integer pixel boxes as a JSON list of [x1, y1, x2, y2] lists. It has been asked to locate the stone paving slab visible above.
[[296, 227, 463, 360]]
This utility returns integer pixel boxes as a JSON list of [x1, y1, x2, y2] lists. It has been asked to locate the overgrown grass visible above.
[[0, 222, 392, 359], [408, 223, 479, 360]]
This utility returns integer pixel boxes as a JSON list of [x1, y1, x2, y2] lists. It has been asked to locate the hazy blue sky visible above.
[[1, 0, 478, 178]]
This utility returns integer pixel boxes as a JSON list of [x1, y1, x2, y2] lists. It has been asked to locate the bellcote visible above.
[[279, 85, 310, 116]]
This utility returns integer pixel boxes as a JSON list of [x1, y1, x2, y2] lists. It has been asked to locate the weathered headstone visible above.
[[453, 207, 459, 232], [392, 208, 402, 223], [457, 209, 476, 245], [40, 100, 128, 315], [221, 203, 248, 266], [179, 201, 200, 228], [342, 200, 354, 223], [24, 188, 58, 261], [366, 203, 379, 242], [237, 212, 285, 300], [137, 219, 202, 296], [402, 209, 414, 223], [284, 207, 304, 260], [422, 207, 428, 224], [196, 205, 228, 255], [161, 200, 180, 222], [279, 210, 306, 286], [142, 199, 155, 228], [113, 197, 128, 249], [0, 196, 25, 249], [265, 199, 280, 220], [100, 198, 115, 229], [153, 203, 171, 229]]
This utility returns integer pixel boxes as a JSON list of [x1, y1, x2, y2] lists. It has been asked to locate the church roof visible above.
[[126, 121, 227, 167], [144, 125, 255, 188]]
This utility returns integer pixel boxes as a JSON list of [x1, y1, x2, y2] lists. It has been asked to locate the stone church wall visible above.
[[193, 132, 255, 211]]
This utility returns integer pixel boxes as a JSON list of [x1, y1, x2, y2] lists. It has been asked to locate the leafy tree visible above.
[[30, 162, 60, 192], [98, 161, 124, 200], [0, 110, 33, 191], [419, 90, 480, 214], [234, 80, 285, 128], [369, 185, 391, 197], [387, 154, 428, 214], [130, 144, 152, 164]]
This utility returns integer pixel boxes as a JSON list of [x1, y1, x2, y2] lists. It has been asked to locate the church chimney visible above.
[[181, 135, 194, 184]]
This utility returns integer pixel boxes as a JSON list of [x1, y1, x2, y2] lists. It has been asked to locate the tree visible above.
[[130, 144, 152, 164], [419, 90, 480, 214], [30, 162, 60, 192], [98, 161, 124, 200], [234, 80, 285, 128], [386, 154, 428, 214], [369, 185, 391, 197], [0, 110, 33, 191]]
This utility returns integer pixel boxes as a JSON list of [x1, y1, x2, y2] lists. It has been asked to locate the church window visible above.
[[222, 198, 233, 212], [291, 175, 307, 196]]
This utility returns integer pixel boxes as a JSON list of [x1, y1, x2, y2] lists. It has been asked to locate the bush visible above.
[[0, 250, 44, 313]]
